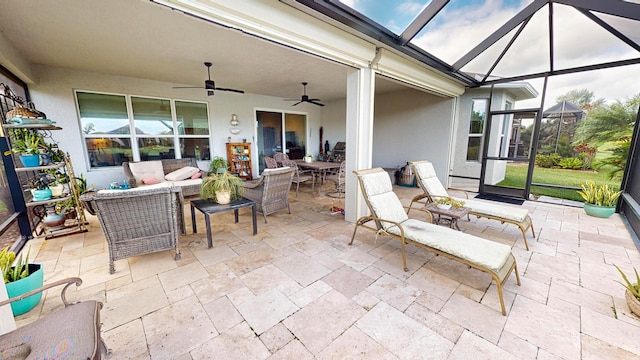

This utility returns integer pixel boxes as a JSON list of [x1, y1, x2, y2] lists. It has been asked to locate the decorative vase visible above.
[[5, 263, 44, 316], [583, 203, 616, 218], [43, 207, 65, 230], [216, 190, 231, 205], [32, 188, 52, 201], [626, 287, 640, 317], [19, 154, 40, 167], [437, 203, 452, 210]]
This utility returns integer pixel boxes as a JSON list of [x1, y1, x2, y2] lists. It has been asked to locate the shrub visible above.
[[535, 153, 562, 168], [558, 157, 584, 170]]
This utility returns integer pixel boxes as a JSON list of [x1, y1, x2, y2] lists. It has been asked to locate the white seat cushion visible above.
[[386, 219, 512, 273], [165, 166, 200, 181], [457, 198, 529, 223]]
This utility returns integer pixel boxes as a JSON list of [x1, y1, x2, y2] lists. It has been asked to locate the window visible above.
[[466, 99, 488, 161], [76, 92, 210, 168]]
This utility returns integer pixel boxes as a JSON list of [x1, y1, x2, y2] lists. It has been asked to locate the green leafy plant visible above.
[[0, 246, 31, 284], [577, 180, 621, 207], [209, 156, 229, 174], [9, 129, 44, 155], [434, 197, 465, 209], [27, 174, 51, 190], [558, 157, 583, 170], [200, 170, 244, 203], [613, 264, 640, 300]]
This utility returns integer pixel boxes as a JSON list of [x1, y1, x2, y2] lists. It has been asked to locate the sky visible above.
[[340, 0, 640, 108]]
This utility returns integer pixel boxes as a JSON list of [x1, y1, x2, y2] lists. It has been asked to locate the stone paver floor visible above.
[[14, 184, 640, 359]]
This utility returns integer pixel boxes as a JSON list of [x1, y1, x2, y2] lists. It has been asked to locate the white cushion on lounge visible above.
[[459, 198, 529, 223], [127, 160, 166, 186], [413, 160, 529, 223], [165, 166, 200, 181], [385, 219, 512, 272]]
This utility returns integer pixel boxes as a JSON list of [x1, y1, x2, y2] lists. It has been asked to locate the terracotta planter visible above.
[[626, 288, 640, 317], [583, 203, 616, 218], [5, 264, 44, 316]]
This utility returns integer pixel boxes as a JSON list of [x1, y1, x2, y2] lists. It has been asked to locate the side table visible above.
[[191, 198, 257, 248], [424, 203, 471, 230]]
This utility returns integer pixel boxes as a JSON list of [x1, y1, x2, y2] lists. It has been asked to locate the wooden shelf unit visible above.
[[226, 142, 252, 179]]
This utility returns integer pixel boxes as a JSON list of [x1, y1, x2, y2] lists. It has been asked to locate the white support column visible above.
[[0, 281, 16, 335], [344, 67, 376, 223]]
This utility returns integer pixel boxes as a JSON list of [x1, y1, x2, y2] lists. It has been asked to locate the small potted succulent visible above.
[[27, 174, 52, 201], [10, 129, 45, 167]]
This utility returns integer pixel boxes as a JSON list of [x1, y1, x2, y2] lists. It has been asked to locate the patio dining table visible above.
[[294, 159, 342, 188]]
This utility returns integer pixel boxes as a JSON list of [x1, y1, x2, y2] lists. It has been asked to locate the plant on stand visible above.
[[434, 197, 465, 210], [577, 180, 621, 218], [0, 247, 43, 316], [209, 156, 229, 174], [9, 129, 44, 167]]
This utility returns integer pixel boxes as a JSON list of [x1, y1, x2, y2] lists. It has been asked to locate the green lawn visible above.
[[497, 164, 621, 202]]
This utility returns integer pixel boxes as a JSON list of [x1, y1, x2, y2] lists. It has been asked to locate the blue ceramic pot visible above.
[[32, 188, 52, 201], [19, 154, 40, 167], [583, 203, 616, 218], [6, 264, 44, 316]]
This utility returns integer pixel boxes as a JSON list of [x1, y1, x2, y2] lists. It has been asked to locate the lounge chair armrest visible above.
[[243, 178, 264, 189], [403, 205, 433, 223], [0, 277, 83, 308]]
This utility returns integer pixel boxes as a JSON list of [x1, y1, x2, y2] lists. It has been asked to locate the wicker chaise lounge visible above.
[[409, 160, 535, 250], [350, 168, 520, 315]]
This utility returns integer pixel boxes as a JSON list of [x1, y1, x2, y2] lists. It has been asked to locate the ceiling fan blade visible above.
[[308, 98, 322, 102], [308, 100, 325, 107], [215, 87, 245, 94], [291, 101, 302, 106]]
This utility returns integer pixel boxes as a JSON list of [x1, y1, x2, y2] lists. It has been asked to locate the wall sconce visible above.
[[230, 114, 240, 134]]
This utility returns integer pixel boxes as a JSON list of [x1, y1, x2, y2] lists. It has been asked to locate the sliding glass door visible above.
[[255, 110, 307, 173]]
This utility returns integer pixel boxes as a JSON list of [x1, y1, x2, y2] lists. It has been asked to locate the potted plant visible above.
[[613, 264, 640, 317], [0, 247, 43, 316], [304, 154, 314, 163], [9, 129, 44, 167], [209, 156, 229, 174], [434, 197, 465, 210], [27, 174, 52, 201], [577, 180, 621, 218], [200, 170, 244, 204]]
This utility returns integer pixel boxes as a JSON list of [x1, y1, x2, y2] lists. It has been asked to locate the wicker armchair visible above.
[[80, 184, 183, 274], [243, 167, 294, 223], [264, 156, 278, 169]]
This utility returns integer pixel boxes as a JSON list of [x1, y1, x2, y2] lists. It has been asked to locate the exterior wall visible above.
[[28, 65, 325, 189], [372, 88, 454, 183], [451, 87, 518, 189]]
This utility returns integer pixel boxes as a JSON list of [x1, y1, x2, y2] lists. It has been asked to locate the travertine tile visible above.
[[322, 265, 374, 298], [128, 250, 178, 281], [405, 302, 464, 343], [102, 319, 149, 359], [317, 326, 397, 359], [190, 321, 270, 360], [356, 301, 453, 359], [283, 290, 366, 354], [440, 293, 507, 344], [236, 288, 299, 335], [364, 273, 421, 311], [448, 330, 519, 360], [273, 251, 331, 286], [581, 306, 640, 355], [102, 283, 168, 331], [259, 322, 295, 354], [203, 295, 243, 333], [157, 261, 208, 291], [504, 295, 581, 359], [269, 339, 315, 360], [143, 296, 217, 359], [288, 280, 332, 308]]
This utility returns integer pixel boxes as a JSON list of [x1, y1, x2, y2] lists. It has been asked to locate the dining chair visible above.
[[281, 159, 315, 196]]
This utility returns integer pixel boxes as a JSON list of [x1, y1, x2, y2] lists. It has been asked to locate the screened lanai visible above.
[[291, 0, 640, 241]]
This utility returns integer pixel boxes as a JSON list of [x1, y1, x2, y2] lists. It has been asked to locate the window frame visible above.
[[466, 98, 489, 162], [75, 90, 211, 169]]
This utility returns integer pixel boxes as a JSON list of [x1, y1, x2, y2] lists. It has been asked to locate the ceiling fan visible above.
[[173, 62, 244, 96], [285, 82, 324, 107]]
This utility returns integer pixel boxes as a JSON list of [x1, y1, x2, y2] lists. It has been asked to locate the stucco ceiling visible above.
[[0, 0, 406, 102]]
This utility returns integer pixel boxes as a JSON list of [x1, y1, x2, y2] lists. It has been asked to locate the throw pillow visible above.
[[190, 172, 202, 179], [142, 178, 161, 185], [165, 166, 200, 181]]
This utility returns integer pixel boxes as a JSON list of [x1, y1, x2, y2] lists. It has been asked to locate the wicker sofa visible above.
[[122, 158, 206, 197]]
